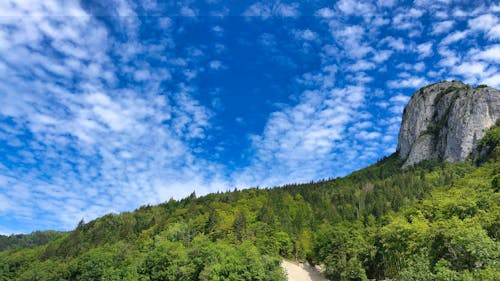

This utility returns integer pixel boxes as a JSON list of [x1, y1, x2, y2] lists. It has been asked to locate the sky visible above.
[[0, 0, 499, 234]]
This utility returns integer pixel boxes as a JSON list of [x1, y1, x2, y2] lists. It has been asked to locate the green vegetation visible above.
[[0, 231, 66, 252], [433, 86, 461, 106], [1, 126, 499, 280], [473, 125, 500, 165]]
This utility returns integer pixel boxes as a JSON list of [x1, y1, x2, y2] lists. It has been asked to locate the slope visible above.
[[0, 131, 498, 280]]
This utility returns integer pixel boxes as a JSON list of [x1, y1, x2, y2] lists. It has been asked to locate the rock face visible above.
[[398, 81, 500, 167]]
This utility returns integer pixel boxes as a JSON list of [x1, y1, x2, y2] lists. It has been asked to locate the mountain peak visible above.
[[397, 80, 500, 167]]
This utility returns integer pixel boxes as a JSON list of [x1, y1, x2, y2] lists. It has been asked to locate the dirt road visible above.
[[281, 260, 328, 281]]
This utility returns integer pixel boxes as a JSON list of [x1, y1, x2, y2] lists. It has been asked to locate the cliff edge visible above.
[[398, 81, 499, 167]]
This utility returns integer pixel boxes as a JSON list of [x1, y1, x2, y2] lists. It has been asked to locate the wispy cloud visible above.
[[0, 0, 226, 233], [242, 1, 300, 19], [235, 85, 371, 187], [431, 20, 455, 35], [387, 77, 429, 88], [468, 13, 500, 40]]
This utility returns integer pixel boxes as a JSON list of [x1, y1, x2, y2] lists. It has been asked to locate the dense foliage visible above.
[[0, 231, 66, 252], [1, 127, 498, 280]]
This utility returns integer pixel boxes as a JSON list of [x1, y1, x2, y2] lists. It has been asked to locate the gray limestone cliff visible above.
[[397, 81, 499, 167]]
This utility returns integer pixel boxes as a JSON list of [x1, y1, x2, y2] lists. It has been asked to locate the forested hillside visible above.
[[0, 231, 66, 252], [1, 126, 498, 281]]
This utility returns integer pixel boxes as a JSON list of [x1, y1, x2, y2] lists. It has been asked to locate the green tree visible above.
[[232, 210, 247, 242], [138, 241, 194, 281], [314, 223, 370, 281]]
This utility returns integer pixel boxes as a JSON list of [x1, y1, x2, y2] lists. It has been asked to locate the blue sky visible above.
[[0, 0, 499, 234]]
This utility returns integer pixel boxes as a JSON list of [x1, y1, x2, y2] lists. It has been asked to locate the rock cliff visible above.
[[397, 81, 499, 167]]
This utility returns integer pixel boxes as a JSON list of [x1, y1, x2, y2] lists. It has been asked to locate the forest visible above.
[[0, 125, 498, 280]]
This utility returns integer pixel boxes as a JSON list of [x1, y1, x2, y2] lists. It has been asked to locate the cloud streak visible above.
[[0, 0, 226, 233]]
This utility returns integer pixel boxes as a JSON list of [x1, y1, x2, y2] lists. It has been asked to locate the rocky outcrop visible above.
[[398, 81, 500, 167]]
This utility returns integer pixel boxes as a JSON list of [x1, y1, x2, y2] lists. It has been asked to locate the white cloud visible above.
[[382, 36, 407, 51], [386, 92, 411, 114], [440, 30, 469, 45], [417, 42, 433, 58], [489, 25, 500, 40], [437, 46, 460, 67], [293, 29, 318, 41], [212, 25, 224, 36], [236, 85, 370, 187], [389, 93, 410, 104], [298, 65, 337, 89], [408, 8, 424, 18], [481, 73, 500, 88], [0, 0, 226, 232], [358, 131, 382, 140], [349, 60, 376, 71], [469, 14, 498, 30], [242, 2, 300, 19], [470, 44, 500, 63], [468, 14, 500, 40], [242, 2, 272, 19], [337, 0, 374, 16], [134, 69, 151, 81], [432, 20, 454, 35], [334, 25, 374, 59], [315, 7, 335, 19], [454, 62, 488, 76], [450, 61, 496, 85], [230, 9, 403, 185], [180, 6, 198, 17], [0, 194, 11, 212], [387, 77, 429, 88], [209, 60, 225, 70], [275, 3, 300, 18], [492, 4, 500, 12], [397, 62, 425, 72], [414, 0, 454, 9], [376, 101, 390, 108], [377, 0, 397, 8], [392, 8, 424, 30], [372, 50, 393, 63]]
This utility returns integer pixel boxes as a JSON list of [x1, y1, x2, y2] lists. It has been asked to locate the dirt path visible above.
[[281, 260, 329, 281]]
